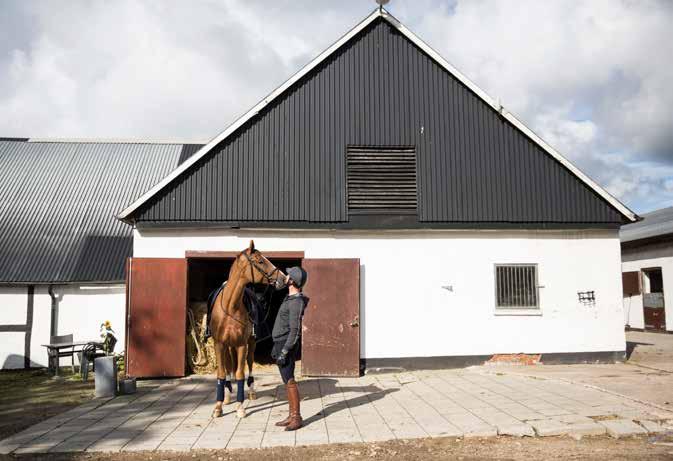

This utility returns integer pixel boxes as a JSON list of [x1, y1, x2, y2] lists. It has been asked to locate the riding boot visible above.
[[274, 384, 292, 427], [285, 379, 303, 431]]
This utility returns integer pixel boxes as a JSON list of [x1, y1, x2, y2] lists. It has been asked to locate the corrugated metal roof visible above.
[[620, 207, 673, 243], [129, 17, 627, 227], [0, 140, 190, 284]]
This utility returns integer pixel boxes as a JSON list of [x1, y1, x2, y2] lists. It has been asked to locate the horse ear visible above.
[[249, 240, 255, 252]]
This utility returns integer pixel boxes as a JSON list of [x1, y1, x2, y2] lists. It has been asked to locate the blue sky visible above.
[[1, 0, 672, 214]]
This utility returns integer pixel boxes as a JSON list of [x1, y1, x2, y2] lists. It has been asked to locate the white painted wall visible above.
[[134, 228, 626, 359], [621, 251, 673, 332], [0, 285, 126, 369]]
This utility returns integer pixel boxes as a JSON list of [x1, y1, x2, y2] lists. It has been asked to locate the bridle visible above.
[[241, 250, 282, 286], [218, 250, 282, 326]]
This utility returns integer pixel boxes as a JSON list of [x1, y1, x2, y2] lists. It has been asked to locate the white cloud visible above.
[[0, 0, 371, 139], [0, 0, 672, 213], [533, 106, 598, 156]]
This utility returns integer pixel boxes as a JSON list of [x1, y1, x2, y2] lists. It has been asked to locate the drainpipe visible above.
[[48, 285, 58, 337]]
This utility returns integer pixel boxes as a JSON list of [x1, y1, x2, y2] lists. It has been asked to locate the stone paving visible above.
[[2, 368, 672, 454]]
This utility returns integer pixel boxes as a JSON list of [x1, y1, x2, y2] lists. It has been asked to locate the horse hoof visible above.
[[248, 391, 256, 400], [223, 395, 231, 405], [236, 407, 246, 418], [212, 408, 223, 418]]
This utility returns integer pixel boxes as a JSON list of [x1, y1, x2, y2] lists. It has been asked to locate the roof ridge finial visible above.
[[376, 0, 390, 14]]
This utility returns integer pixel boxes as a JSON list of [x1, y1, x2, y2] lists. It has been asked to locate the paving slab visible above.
[[0, 443, 20, 455], [2, 368, 669, 453], [566, 422, 607, 437], [463, 426, 498, 438], [636, 420, 667, 434], [496, 423, 535, 437], [528, 418, 570, 437], [193, 439, 229, 449], [600, 419, 649, 438]]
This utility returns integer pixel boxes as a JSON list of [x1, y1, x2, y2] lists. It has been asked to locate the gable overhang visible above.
[[117, 7, 638, 224]]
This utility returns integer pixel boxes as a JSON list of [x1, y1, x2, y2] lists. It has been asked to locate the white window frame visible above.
[[494, 263, 542, 316]]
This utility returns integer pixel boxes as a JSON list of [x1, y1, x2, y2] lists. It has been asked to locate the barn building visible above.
[[116, 9, 638, 377], [621, 207, 673, 332], [0, 138, 204, 369]]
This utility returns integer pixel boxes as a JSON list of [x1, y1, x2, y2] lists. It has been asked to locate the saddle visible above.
[[204, 282, 272, 342]]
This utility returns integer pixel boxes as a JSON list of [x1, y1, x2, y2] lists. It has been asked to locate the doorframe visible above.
[[183, 251, 364, 376], [185, 250, 305, 259], [184, 250, 306, 302], [640, 266, 666, 331]]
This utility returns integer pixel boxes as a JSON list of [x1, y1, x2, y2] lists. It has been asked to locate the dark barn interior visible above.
[[187, 257, 303, 365]]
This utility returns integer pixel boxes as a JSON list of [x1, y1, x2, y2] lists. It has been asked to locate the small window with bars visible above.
[[347, 146, 417, 212], [495, 264, 539, 309]]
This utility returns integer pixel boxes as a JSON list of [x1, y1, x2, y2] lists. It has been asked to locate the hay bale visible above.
[[186, 302, 217, 374]]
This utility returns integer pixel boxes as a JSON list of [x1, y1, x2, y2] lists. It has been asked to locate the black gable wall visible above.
[[135, 18, 624, 227]]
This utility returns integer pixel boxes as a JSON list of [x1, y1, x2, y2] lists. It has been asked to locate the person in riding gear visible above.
[[272, 266, 309, 431]]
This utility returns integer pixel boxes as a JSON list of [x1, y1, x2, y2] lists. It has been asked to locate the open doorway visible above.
[[187, 256, 303, 370], [642, 267, 666, 331]]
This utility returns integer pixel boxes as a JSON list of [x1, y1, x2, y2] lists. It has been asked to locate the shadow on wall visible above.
[[2, 354, 42, 370]]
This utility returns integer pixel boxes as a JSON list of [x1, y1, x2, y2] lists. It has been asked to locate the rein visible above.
[[218, 295, 249, 326]]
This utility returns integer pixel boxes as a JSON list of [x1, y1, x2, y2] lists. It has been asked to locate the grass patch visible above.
[[0, 368, 94, 440]]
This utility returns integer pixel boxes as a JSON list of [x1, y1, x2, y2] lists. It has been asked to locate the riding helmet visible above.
[[287, 266, 307, 288]]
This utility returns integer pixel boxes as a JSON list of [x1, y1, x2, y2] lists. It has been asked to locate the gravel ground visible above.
[[2, 434, 673, 461]]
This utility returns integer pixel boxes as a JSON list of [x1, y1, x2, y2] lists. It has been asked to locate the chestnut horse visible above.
[[210, 241, 286, 418]]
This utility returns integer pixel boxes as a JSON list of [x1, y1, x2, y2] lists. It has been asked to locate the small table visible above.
[[41, 341, 102, 377]]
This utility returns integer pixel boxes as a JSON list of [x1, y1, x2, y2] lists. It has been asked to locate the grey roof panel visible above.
[[0, 141, 183, 283], [130, 18, 626, 226], [620, 207, 673, 243]]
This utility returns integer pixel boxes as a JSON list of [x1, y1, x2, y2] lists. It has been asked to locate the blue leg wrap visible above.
[[236, 379, 245, 403], [216, 379, 225, 402], [247, 376, 254, 387]]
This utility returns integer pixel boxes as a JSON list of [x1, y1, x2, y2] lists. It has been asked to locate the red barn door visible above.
[[301, 258, 360, 376], [126, 258, 187, 378]]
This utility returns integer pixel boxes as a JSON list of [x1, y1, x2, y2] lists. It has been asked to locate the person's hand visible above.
[[276, 349, 288, 367]]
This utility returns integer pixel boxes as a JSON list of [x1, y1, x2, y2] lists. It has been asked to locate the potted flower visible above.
[[94, 321, 119, 397], [100, 320, 117, 355], [99, 322, 136, 395]]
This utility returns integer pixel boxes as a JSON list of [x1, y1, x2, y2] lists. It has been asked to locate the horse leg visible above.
[[212, 342, 226, 418], [234, 343, 248, 418], [223, 347, 234, 405], [247, 338, 256, 400]]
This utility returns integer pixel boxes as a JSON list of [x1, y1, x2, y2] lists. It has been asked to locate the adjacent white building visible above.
[[621, 207, 673, 332], [0, 139, 202, 369]]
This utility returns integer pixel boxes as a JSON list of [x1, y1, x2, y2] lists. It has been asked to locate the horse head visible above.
[[238, 240, 287, 290]]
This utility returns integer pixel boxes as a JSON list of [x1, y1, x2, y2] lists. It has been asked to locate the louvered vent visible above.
[[347, 146, 417, 211]]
